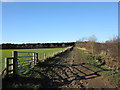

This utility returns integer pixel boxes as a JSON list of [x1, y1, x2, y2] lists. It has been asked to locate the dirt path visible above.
[[2, 47, 116, 88], [30, 47, 115, 88]]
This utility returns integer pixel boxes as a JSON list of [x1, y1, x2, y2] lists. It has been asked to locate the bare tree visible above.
[[88, 35, 97, 42], [88, 35, 97, 54]]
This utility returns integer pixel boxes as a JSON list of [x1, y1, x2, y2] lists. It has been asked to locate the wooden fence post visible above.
[[13, 51, 18, 75], [5, 58, 8, 76], [11, 58, 13, 74], [36, 53, 38, 63], [33, 53, 36, 65]]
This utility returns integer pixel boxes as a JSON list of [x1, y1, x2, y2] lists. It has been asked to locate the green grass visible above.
[[76, 48, 120, 88], [2, 47, 73, 88], [1, 47, 65, 71]]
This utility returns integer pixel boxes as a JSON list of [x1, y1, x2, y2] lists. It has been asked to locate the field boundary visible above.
[[39, 46, 73, 61], [1, 46, 73, 77]]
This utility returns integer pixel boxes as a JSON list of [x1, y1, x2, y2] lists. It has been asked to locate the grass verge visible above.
[[76, 47, 120, 88]]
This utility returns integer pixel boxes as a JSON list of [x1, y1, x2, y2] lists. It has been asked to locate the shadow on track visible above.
[[2, 47, 102, 88]]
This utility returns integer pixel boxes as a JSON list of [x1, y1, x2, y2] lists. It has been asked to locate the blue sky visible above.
[[2, 2, 118, 44]]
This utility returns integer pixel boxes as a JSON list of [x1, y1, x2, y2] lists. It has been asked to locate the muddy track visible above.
[[2, 47, 116, 88], [30, 47, 115, 88]]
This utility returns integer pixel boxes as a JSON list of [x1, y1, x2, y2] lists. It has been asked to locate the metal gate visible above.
[[17, 51, 38, 74], [4, 51, 38, 76]]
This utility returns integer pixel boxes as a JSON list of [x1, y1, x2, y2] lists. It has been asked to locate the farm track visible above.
[[2, 47, 115, 88]]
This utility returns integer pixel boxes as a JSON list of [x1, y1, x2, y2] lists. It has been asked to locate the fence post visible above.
[[36, 53, 38, 62], [11, 58, 13, 74], [13, 51, 18, 75], [5, 58, 8, 76], [33, 53, 36, 65]]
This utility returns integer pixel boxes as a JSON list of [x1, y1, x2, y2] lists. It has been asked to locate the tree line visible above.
[[1, 42, 75, 49]]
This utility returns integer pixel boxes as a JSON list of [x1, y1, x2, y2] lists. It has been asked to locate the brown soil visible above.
[[37, 47, 116, 88]]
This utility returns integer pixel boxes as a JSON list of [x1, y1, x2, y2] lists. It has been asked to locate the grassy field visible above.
[[1, 47, 65, 71]]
